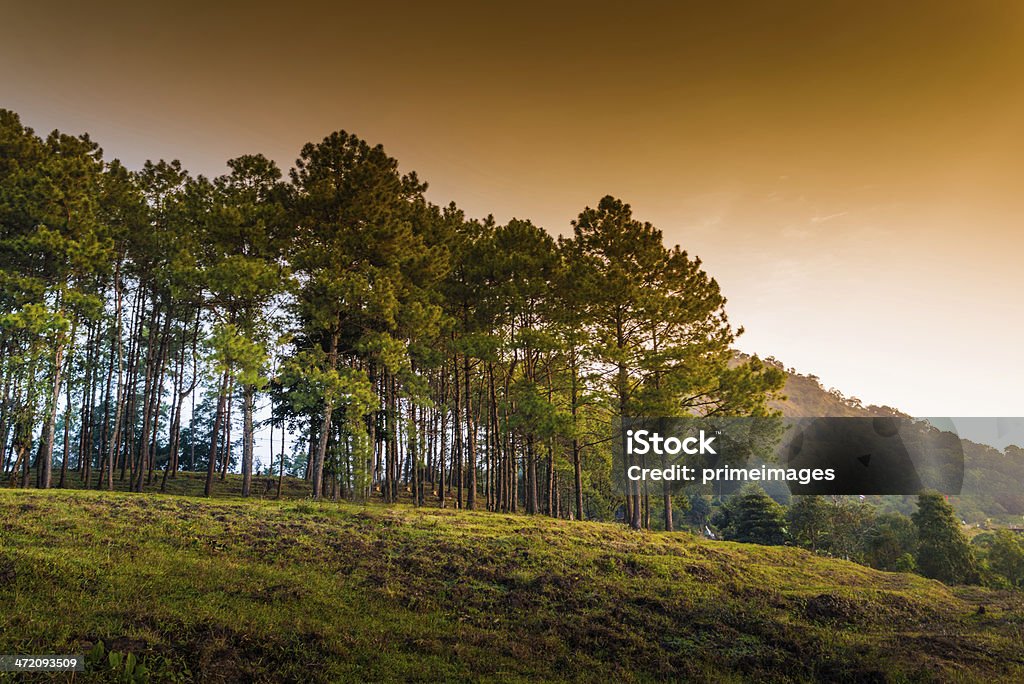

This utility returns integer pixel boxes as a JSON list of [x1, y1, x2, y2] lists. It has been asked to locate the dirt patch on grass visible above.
[[802, 593, 866, 623], [0, 558, 15, 587]]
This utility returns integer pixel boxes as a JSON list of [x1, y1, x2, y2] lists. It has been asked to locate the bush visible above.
[[864, 512, 916, 571]]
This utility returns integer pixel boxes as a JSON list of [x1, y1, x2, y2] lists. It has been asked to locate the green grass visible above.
[[1, 489, 1023, 682], [23, 468, 315, 500]]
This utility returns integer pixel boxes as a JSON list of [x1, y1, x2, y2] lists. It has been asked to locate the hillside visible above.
[[733, 354, 902, 418], [747, 355, 1024, 522], [15, 469, 315, 501], [2, 490, 1023, 682]]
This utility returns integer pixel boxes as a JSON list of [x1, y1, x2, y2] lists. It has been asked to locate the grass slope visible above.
[[1, 490, 1023, 683], [19, 469, 315, 500]]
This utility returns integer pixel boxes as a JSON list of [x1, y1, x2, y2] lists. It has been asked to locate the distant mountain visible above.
[[739, 353, 1024, 524], [736, 353, 905, 418]]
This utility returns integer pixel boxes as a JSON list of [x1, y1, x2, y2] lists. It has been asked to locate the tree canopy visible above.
[[0, 108, 784, 528]]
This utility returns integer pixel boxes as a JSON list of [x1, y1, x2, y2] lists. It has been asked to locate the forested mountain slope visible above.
[[751, 354, 1024, 522]]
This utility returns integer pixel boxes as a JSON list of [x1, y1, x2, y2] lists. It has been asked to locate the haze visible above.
[[3, 0, 1022, 417]]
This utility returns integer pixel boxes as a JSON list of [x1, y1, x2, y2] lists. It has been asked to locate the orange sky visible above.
[[3, 1, 1023, 417]]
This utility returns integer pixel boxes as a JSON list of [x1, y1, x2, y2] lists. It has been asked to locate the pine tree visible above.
[[288, 131, 436, 500], [912, 491, 977, 584], [718, 484, 787, 545], [204, 155, 289, 496], [566, 196, 783, 529]]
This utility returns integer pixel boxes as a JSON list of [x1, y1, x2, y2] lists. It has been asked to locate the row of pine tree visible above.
[[0, 109, 785, 529]]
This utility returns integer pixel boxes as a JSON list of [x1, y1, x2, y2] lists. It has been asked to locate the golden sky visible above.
[[3, 1, 1023, 417]]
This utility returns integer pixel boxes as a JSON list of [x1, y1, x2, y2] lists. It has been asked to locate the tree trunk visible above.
[[527, 435, 539, 514], [464, 353, 476, 510], [103, 271, 124, 491], [452, 352, 462, 509], [39, 331, 67, 489], [59, 361, 73, 488], [204, 371, 228, 497], [241, 384, 255, 497], [311, 330, 339, 500], [220, 381, 233, 481], [277, 413, 286, 499], [438, 369, 447, 508], [570, 350, 584, 521]]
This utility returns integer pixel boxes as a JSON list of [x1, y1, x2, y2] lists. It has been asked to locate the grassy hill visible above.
[[17, 469, 315, 500], [2, 489, 1023, 682]]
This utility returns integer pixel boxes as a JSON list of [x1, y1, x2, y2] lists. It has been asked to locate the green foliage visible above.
[[206, 322, 268, 388], [787, 495, 828, 551], [786, 497, 917, 571], [913, 492, 978, 585], [562, 196, 785, 527], [716, 484, 787, 545], [864, 512, 917, 572], [506, 378, 572, 441], [895, 552, 917, 573], [83, 639, 189, 683], [821, 499, 877, 562], [684, 493, 713, 528], [984, 529, 1024, 588], [278, 349, 376, 417]]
